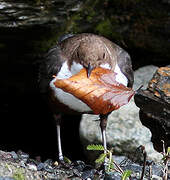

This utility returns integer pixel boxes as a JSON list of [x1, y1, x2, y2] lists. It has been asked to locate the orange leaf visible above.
[[53, 67, 135, 115]]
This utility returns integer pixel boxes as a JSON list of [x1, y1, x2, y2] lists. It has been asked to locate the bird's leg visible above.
[[99, 114, 109, 166], [99, 114, 108, 152], [53, 114, 64, 162]]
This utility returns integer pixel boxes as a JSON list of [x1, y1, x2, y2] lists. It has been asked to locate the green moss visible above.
[[63, 0, 101, 34], [63, 0, 125, 41], [65, 13, 83, 33], [95, 18, 123, 41], [95, 19, 112, 37]]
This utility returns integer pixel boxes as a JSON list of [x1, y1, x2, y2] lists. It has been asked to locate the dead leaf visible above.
[[53, 67, 135, 115]]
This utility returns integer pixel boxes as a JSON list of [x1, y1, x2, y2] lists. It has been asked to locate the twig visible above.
[[135, 85, 143, 94], [112, 161, 124, 174], [161, 140, 169, 180], [162, 140, 166, 155], [148, 162, 152, 179], [139, 145, 147, 180]]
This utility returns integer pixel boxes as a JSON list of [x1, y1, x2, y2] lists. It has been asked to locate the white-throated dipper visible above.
[[39, 33, 134, 162]]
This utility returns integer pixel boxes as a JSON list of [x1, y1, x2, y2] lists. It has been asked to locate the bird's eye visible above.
[[103, 53, 106, 59]]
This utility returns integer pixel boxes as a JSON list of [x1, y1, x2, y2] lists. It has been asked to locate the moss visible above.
[[63, 0, 126, 42], [63, 0, 103, 34], [95, 19, 110, 36], [65, 13, 83, 34], [95, 19, 111, 35], [32, 0, 170, 59]]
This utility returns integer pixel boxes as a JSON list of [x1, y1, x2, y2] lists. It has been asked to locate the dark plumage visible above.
[[39, 33, 133, 92], [39, 33, 134, 162]]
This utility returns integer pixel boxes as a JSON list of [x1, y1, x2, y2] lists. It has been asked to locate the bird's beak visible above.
[[87, 63, 94, 78]]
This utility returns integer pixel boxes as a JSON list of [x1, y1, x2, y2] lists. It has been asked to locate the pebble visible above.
[[37, 162, 45, 171], [27, 164, 37, 171], [9, 151, 18, 160], [19, 160, 26, 168]]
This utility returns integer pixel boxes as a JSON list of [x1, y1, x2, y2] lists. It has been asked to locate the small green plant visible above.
[[13, 168, 25, 180], [63, 156, 72, 164], [162, 147, 170, 161], [122, 170, 132, 180], [87, 144, 132, 179]]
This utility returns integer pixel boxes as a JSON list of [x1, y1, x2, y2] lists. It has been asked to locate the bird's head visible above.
[[75, 41, 111, 77]]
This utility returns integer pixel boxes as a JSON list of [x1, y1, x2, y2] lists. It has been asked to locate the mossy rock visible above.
[[63, 0, 170, 63]]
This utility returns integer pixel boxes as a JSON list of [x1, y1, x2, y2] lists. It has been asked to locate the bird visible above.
[[39, 33, 134, 163]]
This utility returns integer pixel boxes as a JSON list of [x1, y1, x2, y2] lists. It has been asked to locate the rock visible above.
[[0, 0, 80, 28], [0, 0, 82, 99], [0, 0, 82, 160], [148, 67, 170, 104], [133, 65, 158, 90], [27, 164, 37, 171], [0, 178, 15, 180], [0, 147, 167, 179], [0, 149, 83, 180], [105, 155, 164, 180], [134, 67, 170, 152], [37, 163, 45, 171], [9, 152, 18, 160], [65, 0, 170, 65], [80, 65, 162, 162]]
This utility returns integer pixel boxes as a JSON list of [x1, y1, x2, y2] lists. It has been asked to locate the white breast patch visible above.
[[100, 63, 128, 86], [56, 61, 83, 79], [50, 61, 92, 113], [114, 64, 128, 86]]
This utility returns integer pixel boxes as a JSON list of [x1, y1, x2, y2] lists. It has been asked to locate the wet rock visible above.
[[36, 162, 45, 171], [134, 67, 170, 152], [17, 150, 29, 161], [27, 164, 37, 171], [9, 152, 18, 160], [0, 0, 80, 28], [148, 67, 170, 104], [65, 0, 170, 65], [0, 0, 82, 161], [0, 0, 81, 96], [80, 65, 162, 162]]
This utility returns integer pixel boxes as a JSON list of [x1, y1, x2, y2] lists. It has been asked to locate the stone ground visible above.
[[0, 149, 169, 180]]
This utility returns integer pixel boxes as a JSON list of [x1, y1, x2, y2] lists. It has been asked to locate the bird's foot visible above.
[[59, 160, 71, 168], [57, 156, 72, 169]]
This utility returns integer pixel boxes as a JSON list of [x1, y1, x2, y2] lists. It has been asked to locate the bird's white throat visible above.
[[50, 61, 128, 113], [56, 61, 83, 79]]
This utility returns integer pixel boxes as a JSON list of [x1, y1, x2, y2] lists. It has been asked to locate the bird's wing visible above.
[[97, 35, 134, 87], [58, 34, 74, 43], [38, 34, 77, 93], [38, 45, 63, 93]]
